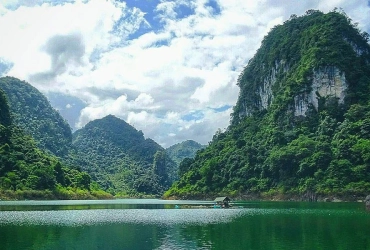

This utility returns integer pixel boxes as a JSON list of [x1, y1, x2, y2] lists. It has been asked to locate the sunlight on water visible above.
[[0, 209, 248, 227], [0, 201, 369, 250]]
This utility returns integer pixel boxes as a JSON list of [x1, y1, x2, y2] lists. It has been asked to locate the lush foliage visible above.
[[0, 89, 11, 127], [0, 76, 72, 157], [0, 77, 180, 197], [0, 77, 177, 197], [165, 10, 370, 199], [71, 115, 177, 196], [166, 140, 205, 166], [0, 90, 110, 200]]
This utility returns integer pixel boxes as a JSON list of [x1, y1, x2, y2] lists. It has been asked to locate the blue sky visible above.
[[0, 0, 369, 147]]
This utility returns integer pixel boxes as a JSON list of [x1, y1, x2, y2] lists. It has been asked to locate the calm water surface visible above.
[[0, 199, 369, 250]]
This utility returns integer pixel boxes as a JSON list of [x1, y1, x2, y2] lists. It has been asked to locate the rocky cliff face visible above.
[[294, 66, 347, 116], [232, 10, 370, 125], [166, 10, 370, 200], [238, 64, 348, 119]]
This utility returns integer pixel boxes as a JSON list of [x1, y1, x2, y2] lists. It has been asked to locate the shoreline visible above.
[[1, 189, 367, 203], [164, 192, 368, 203], [0, 189, 113, 201]]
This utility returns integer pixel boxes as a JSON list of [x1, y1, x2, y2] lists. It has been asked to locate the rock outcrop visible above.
[[294, 66, 347, 116], [232, 10, 370, 125]]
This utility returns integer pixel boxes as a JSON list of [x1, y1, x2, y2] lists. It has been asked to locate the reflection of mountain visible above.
[[0, 202, 367, 249]]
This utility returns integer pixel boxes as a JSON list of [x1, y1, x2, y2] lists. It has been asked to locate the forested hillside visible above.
[[166, 140, 205, 166], [0, 77, 180, 197], [71, 115, 177, 196], [165, 10, 370, 200], [0, 88, 109, 200], [0, 76, 72, 157]]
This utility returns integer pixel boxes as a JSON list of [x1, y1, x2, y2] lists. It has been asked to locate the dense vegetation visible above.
[[165, 10, 370, 200], [0, 88, 110, 200], [71, 115, 177, 196], [0, 76, 182, 197], [0, 77, 72, 157], [3, 9, 368, 201], [166, 140, 205, 166]]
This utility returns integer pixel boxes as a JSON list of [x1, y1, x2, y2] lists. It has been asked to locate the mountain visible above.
[[165, 10, 370, 200], [0, 89, 11, 127], [0, 88, 11, 143], [72, 115, 177, 196], [0, 77, 179, 197], [0, 86, 108, 200], [0, 76, 72, 157], [166, 140, 205, 165]]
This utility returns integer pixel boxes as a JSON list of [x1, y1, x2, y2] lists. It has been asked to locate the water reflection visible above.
[[0, 209, 246, 226], [0, 201, 369, 250], [0, 209, 244, 250], [0, 199, 213, 211]]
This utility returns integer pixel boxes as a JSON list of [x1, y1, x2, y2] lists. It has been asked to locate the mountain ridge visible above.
[[0, 79, 111, 200], [166, 140, 206, 165], [0, 76, 72, 157], [71, 114, 177, 195], [0, 77, 182, 196], [165, 10, 370, 200]]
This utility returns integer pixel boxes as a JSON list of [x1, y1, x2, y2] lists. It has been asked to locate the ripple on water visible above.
[[0, 209, 250, 227], [0, 205, 359, 227]]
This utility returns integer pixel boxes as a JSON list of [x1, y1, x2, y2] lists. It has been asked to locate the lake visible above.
[[0, 199, 369, 250]]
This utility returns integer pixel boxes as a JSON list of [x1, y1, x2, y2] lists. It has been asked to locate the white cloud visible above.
[[0, 0, 146, 86], [1, 0, 370, 147]]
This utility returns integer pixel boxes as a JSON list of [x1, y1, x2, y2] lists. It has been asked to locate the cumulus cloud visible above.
[[1, 0, 369, 147], [30, 32, 85, 83]]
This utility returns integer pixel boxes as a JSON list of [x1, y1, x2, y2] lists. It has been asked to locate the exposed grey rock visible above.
[[365, 195, 370, 210], [239, 64, 348, 120], [294, 66, 347, 116]]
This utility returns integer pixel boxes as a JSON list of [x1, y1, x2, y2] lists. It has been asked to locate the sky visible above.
[[0, 0, 369, 147]]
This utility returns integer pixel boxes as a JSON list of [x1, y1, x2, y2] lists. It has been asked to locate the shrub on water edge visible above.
[[0, 186, 113, 200], [54, 186, 75, 199], [0, 190, 17, 200], [344, 181, 370, 195], [75, 188, 94, 199], [90, 190, 113, 199], [18, 190, 54, 200]]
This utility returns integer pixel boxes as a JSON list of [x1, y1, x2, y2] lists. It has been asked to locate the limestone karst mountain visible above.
[[165, 10, 370, 199]]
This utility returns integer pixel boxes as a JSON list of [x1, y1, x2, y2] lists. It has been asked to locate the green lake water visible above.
[[0, 199, 369, 250]]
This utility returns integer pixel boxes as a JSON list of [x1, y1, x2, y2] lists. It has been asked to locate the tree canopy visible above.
[[71, 115, 177, 196], [165, 10, 370, 200], [0, 76, 72, 157]]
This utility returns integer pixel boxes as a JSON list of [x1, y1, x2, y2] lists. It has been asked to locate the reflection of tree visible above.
[[0, 223, 164, 250], [1, 204, 369, 249], [174, 205, 370, 249]]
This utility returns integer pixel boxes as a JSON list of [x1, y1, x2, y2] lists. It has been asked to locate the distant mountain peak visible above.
[[166, 139, 205, 165]]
